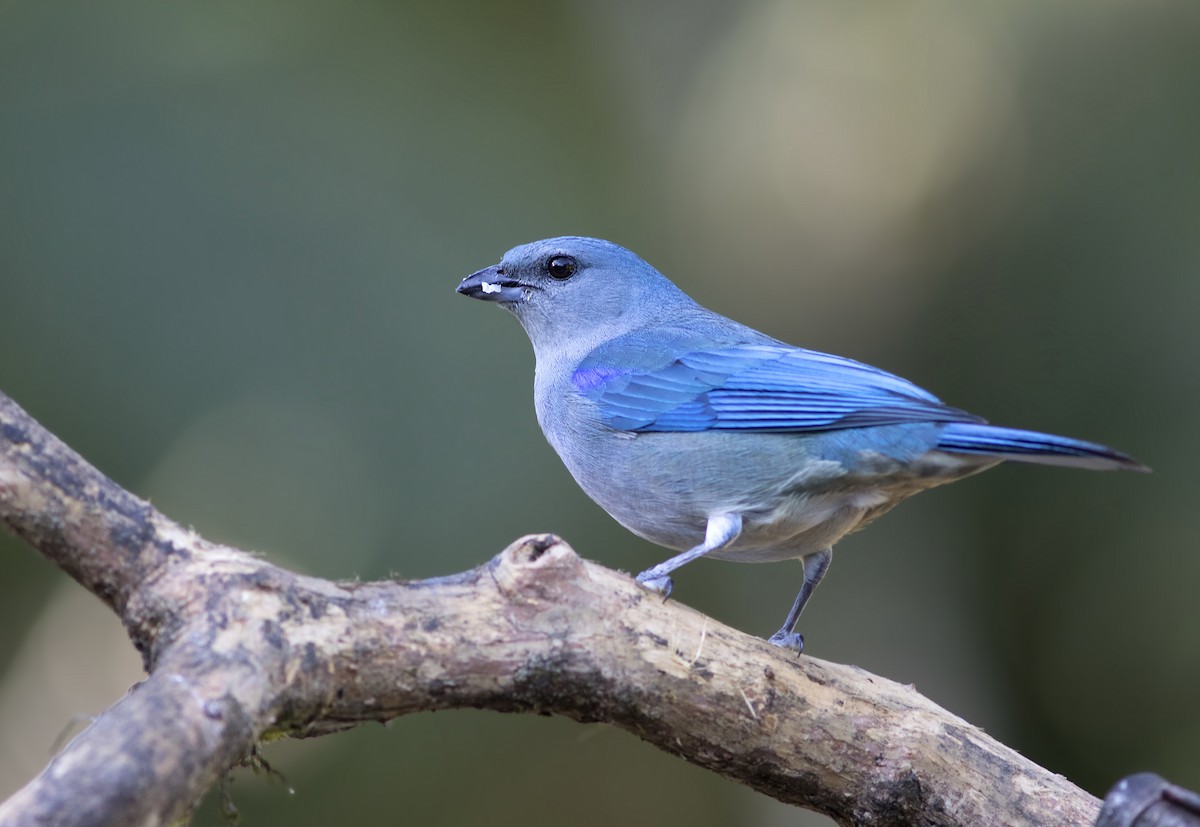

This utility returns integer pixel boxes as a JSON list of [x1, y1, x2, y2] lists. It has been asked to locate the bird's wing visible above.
[[573, 332, 984, 433]]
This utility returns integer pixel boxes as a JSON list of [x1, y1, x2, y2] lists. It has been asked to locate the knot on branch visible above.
[[490, 533, 583, 598]]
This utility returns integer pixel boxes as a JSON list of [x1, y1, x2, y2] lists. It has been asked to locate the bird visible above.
[[456, 236, 1147, 652]]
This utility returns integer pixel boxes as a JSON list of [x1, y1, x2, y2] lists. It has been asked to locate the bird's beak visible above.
[[456, 265, 527, 304]]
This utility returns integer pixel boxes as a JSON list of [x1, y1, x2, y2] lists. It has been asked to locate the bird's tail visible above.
[[937, 422, 1149, 472]]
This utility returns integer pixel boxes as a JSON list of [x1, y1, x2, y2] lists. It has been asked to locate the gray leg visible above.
[[767, 547, 832, 653], [636, 513, 742, 597]]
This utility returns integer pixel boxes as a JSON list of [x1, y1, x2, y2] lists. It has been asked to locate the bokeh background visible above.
[[1, 1, 1197, 824]]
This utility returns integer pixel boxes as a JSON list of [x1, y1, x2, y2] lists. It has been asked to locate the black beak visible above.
[[456, 265, 527, 304]]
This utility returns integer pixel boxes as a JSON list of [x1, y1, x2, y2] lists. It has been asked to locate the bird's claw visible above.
[[767, 630, 805, 655], [635, 571, 674, 600]]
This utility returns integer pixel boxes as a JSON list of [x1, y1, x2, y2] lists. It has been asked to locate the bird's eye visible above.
[[546, 255, 577, 280]]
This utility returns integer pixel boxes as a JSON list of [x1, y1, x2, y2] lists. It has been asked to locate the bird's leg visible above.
[[767, 547, 832, 653], [635, 513, 742, 598]]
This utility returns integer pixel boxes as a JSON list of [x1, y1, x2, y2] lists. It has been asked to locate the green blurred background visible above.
[[1, 1, 1197, 824]]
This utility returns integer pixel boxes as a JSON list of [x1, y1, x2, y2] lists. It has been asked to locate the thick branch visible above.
[[0, 391, 1101, 826]]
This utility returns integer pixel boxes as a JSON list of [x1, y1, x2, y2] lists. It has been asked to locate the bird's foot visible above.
[[767, 630, 805, 655], [635, 570, 674, 600]]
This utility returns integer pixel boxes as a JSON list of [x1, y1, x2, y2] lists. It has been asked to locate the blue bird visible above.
[[457, 237, 1147, 652]]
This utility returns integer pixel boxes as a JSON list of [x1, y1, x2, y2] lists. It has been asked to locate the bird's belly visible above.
[[555, 425, 988, 563], [708, 489, 892, 562], [560, 430, 869, 555]]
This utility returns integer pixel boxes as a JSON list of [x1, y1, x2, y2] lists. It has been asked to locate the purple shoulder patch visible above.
[[572, 366, 627, 393]]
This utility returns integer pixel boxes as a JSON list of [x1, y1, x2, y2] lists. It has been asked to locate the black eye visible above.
[[546, 255, 577, 280]]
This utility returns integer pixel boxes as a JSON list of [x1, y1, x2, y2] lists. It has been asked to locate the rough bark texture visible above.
[[0, 390, 1102, 826]]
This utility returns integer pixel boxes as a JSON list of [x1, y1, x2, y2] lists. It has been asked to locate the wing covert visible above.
[[573, 337, 982, 433]]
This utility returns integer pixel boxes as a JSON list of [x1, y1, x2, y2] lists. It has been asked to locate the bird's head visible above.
[[456, 237, 695, 356]]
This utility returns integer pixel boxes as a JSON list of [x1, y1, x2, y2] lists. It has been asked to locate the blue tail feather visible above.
[[937, 422, 1149, 472]]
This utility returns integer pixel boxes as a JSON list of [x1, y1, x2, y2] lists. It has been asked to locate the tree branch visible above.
[[0, 391, 1100, 826]]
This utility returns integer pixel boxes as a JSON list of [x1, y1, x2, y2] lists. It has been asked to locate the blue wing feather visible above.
[[574, 332, 982, 434]]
